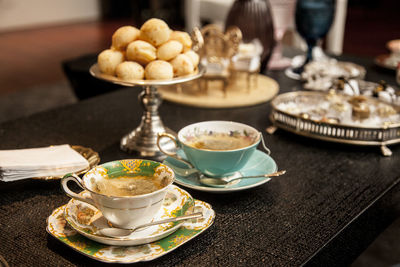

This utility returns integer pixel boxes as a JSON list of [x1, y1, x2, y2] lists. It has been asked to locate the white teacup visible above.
[[61, 159, 174, 229]]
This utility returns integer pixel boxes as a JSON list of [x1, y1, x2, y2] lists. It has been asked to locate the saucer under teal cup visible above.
[[157, 121, 270, 178], [163, 149, 278, 193]]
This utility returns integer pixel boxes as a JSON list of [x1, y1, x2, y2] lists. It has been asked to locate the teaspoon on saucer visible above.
[[99, 212, 203, 238], [198, 170, 286, 188], [164, 162, 200, 177]]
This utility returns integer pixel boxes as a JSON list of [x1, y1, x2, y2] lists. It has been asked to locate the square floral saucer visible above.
[[46, 185, 215, 263]]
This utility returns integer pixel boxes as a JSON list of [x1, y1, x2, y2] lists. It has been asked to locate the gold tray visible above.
[[33, 145, 100, 180], [158, 74, 279, 108]]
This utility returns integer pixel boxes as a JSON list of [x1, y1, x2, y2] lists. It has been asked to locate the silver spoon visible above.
[[199, 170, 286, 187], [164, 162, 200, 177], [99, 212, 203, 238]]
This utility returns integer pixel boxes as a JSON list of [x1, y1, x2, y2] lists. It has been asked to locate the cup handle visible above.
[[157, 132, 195, 168], [259, 132, 271, 155], [61, 173, 96, 206]]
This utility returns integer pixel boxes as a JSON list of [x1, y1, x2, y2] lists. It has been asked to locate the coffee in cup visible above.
[[61, 159, 174, 229], [185, 131, 255, 151]]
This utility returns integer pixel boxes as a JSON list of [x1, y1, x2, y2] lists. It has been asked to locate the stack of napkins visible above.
[[0, 145, 90, 182]]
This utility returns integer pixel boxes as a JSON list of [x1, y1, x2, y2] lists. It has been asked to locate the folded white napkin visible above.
[[0, 145, 90, 182]]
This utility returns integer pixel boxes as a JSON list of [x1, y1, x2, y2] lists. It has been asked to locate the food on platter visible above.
[[126, 40, 157, 65], [301, 59, 365, 91], [97, 18, 199, 81], [275, 91, 400, 127], [184, 50, 200, 66], [170, 54, 194, 76], [111, 26, 140, 50], [116, 61, 145, 80], [170, 31, 193, 52], [97, 49, 124, 75], [145, 60, 174, 80], [139, 18, 171, 47], [157, 40, 183, 61], [349, 96, 371, 120]]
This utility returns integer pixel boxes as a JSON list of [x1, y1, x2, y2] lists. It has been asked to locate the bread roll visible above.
[[111, 26, 140, 50], [126, 40, 156, 65], [145, 60, 173, 80], [157, 40, 183, 61], [97, 49, 124, 75], [140, 18, 171, 47], [116, 61, 145, 80], [170, 31, 192, 52], [184, 50, 199, 67], [170, 54, 194, 76]]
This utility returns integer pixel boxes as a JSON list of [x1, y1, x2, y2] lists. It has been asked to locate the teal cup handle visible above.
[[259, 132, 271, 155], [157, 133, 195, 168]]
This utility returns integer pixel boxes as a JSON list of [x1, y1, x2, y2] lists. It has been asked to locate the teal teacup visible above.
[[157, 121, 270, 177]]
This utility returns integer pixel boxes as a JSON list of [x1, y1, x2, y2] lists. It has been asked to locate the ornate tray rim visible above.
[[270, 91, 400, 148]]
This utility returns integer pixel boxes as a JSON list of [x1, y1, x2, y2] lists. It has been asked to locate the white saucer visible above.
[[163, 149, 277, 193], [63, 185, 195, 246]]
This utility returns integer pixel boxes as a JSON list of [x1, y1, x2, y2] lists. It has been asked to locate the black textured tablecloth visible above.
[[0, 55, 399, 267]]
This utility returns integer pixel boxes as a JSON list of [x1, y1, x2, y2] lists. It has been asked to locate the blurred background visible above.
[[0, 0, 398, 98], [0, 1, 399, 264]]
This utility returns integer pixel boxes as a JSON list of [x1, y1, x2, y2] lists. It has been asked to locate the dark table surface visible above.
[[0, 54, 399, 267]]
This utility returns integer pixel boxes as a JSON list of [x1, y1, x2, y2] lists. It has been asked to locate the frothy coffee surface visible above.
[[185, 132, 254, 150], [93, 176, 167, 197]]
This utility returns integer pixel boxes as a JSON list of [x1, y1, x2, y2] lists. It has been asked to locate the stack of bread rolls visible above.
[[97, 18, 200, 81]]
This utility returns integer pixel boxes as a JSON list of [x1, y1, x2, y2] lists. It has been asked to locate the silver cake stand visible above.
[[90, 64, 204, 158]]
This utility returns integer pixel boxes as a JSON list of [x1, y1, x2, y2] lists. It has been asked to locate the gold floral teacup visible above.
[[61, 159, 174, 229]]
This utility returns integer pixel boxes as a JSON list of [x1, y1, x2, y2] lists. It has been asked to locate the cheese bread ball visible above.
[[126, 40, 156, 65], [170, 31, 192, 52], [145, 60, 173, 80], [157, 40, 183, 61], [184, 50, 199, 67], [111, 26, 140, 50], [170, 54, 194, 76], [115, 61, 145, 80], [97, 49, 124, 75], [140, 18, 171, 47]]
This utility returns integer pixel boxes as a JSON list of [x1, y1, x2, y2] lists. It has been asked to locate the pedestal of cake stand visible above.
[[89, 63, 204, 159], [120, 85, 176, 158]]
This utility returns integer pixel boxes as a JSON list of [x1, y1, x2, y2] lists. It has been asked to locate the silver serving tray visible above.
[[269, 91, 400, 156]]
